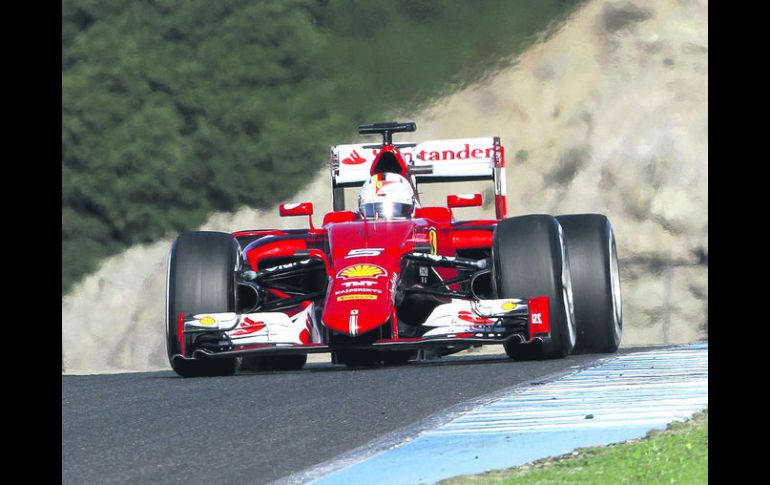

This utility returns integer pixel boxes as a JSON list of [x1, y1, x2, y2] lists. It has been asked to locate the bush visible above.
[[62, 0, 584, 294]]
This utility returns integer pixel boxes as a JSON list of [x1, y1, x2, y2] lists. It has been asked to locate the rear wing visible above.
[[329, 137, 507, 219]]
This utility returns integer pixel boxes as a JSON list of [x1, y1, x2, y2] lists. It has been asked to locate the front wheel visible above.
[[492, 215, 576, 360], [166, 231, 240, 377]]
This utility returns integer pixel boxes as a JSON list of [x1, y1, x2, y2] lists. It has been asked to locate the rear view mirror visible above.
[[447, 193, 482, 209], [279, 202, 314, 217]]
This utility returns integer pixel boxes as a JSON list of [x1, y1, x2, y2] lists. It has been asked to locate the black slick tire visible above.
[[555, 214, 622, 353], [492, 215, 576, 360], [166, 231, 240, 377]]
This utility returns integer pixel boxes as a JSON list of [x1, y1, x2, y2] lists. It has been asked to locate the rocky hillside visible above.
[[62, 0, 708, 374]]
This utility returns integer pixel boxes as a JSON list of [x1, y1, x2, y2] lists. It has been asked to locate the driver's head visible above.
[[358, 173, 417, 220]]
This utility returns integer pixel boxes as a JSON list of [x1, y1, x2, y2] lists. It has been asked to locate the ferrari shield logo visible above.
[[429, 228, 438, 255]]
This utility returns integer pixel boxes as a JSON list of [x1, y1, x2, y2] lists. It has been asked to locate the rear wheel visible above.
[[166, 231, 240, 377], [556, 214, 622, 353], [492, 215, 576, 360]]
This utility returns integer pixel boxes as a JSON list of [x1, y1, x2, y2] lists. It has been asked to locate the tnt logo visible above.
[[531, 313, 543, 325], [341, 280, 377, 288]]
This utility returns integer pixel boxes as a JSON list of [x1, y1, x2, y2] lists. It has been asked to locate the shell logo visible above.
[[337, 264, 386, 279], [501, 301, 518, 311], [199, 316, 217, 326]]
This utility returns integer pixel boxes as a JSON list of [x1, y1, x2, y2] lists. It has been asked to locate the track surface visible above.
[[62, 349, 650, 484]]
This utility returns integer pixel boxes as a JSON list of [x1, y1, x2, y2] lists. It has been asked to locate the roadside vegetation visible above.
[[439, 409, 708, 484], [62, 0, 585, 294]]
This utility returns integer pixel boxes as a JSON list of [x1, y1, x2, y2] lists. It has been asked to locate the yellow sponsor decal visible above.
[[428, 228, 438, 255], [199, 316, 217, 326], [502, 301, 518, 311], [337, 264, 386, 279], [337, 294, 378, 302]]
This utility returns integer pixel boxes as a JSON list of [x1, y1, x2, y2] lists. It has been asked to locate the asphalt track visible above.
[[62, 348, 654, 485]]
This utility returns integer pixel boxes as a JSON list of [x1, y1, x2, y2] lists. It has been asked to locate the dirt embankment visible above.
[[405, 0, 708, 348], [62, 0, 707, 374]]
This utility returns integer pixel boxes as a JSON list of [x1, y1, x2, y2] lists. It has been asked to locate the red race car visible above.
[[165, 122, 622, 377]]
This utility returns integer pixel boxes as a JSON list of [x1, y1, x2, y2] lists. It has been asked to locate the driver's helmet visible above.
[[358, 173, 417, 220]]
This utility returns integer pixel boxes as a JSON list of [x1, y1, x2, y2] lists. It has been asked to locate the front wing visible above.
[[172, 296, 551, 361]]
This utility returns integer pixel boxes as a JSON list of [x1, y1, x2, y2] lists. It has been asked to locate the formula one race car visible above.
[[165, 122, 622, 377]]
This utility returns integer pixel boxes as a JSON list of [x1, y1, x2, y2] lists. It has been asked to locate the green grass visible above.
[[439, 409, 708, 484]]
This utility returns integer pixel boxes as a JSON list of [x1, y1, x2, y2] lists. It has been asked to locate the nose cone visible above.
[[322, 220, 416, 336], [322, 264, 393, 336]]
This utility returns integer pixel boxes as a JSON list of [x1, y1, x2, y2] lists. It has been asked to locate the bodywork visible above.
[[172, 125, 552, 366]]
